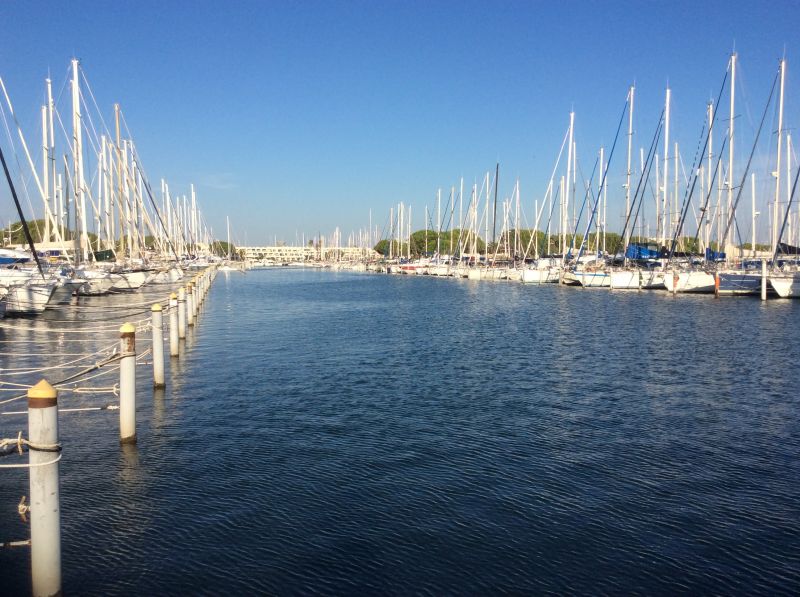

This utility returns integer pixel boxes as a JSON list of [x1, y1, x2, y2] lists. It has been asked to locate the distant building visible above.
[[238, 245, 379, 262]]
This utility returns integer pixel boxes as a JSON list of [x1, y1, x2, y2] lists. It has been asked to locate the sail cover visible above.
[[625, 244, 660, 260], [705, 248, 726, 261]]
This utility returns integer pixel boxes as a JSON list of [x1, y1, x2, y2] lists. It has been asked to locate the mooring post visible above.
[[169, 293, 179, 357], [761, 259, 768, 301], [186, 284, 194, 327], [151, 304, 165, 388], [119, 323, 137, 444], [27, 379, 61, 597], [178, 287, 186, 339], [194, 277, 202, 313], [714, 271, 720, 298]]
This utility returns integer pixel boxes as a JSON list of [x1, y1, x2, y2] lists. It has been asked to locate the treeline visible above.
[[372, 229, 756, 258]]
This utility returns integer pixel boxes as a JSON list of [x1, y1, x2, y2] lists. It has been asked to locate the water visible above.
[[2, 269, 799, 594]]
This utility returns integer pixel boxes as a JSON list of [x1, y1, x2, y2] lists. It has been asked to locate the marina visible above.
[[2, 2, 800, 595], [2, 268, 799, 594]]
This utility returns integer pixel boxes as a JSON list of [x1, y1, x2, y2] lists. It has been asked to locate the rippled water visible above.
[[2, 269, 799, 594]]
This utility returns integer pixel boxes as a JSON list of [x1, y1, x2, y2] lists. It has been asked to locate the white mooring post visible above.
[[151, 304, 165, 388], [27, 379, 61, 597], [194, 277, 201, 314], [178, 287, 186, 339], [761, 259, 768, 301], [169, 293, 179, 357], [119, 323, 137, 444], [186, 284, 194, 327]]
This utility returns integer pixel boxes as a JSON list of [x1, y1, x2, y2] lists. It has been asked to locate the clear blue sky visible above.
[[0, 0, 797, 245]]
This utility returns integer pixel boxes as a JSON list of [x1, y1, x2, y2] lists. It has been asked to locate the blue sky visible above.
[[0, 1, 798, 245]]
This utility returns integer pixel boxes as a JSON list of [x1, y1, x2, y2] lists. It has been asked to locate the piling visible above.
[[151, 304, 165, 388], [714, 271, 720, 298], [27, 379, 61, 597], [169, 293, 179, 357], [187, 284, 195, 327], [194, 277, 201, 314], [119, 323, 137, 444], [761, 259, 768, 301], [178, 287, 186, 339]]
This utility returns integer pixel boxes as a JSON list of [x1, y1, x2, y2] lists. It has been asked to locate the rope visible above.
[[0, 348, 151, 407], [0, 341, 117, 375], [0, 539, 30, 548], [0, 320, 147, 333], [2, 404, 118, 416], [34, 308, 154, 323], [0, 435, 62, 453], [0, 453, 62, 469], [0, 353, 122, 406]]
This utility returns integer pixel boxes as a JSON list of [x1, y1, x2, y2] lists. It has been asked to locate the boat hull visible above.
[[3, 282, 56, 314], [663, 271, 716, 293], [769, 273, 799, 298], [566, 271, 611, 287], [610, 270, 640, 290], [716, 271, 762, 296]]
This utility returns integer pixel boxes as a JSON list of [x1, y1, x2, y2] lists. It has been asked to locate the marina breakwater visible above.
[[0, 266, 216, 596]]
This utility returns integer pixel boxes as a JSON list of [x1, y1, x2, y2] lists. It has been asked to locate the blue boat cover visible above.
[[625, 244, 660, 260], [705, 248, 726, 261]]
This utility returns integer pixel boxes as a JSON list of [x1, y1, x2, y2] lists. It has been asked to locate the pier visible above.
[[0, 266, 217, 595]]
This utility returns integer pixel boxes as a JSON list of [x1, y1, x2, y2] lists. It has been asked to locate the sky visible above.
[[0, 0, 798, 246]]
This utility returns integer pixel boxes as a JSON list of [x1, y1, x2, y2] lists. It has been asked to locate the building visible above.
[[238, 245, 379, 262]]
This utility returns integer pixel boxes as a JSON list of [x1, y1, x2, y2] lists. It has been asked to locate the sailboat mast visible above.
[[625, 86, 634, 252], [707, 101, 714, 253], [436, 188, 441, 258], [46, 77, 59, 241], [115, 104, 124, 257], [563, 112, 574, 255], [71, 58, 89, 263], [727, 53, 736, 253], [662, 87, 671, 248], [41, 105, 50, 243], [751, 173, 757, 257], [772, 59, 785, 254]]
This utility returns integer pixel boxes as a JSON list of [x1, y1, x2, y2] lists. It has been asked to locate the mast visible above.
[[515, 179, 520, 259], [115, 104, 124, 257], [492, 162, 499, 246], [436, 188, 441, 258], [563, 111, 574, 255], [751, 173, 757, 257], [625, 86, 634, 252], [727, 53, 736, 254], [407, 205, 412, 259], [662, 87, 671, 248], [41, 105, 49, 243], [450, 184, 455, 257], [772, 58, 785, 254], [788, 134, 793, 247], [458, 178, 463, 255], [46, 77, 58, 242], [707, 101, 714, 254], [674, 142, 678, 251], [226, 215, 231, 259], [71, 58, 89, 263], [600, 146, 606, 253]]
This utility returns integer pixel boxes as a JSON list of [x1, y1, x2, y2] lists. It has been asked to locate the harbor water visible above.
[[1, 268, 799, 594]]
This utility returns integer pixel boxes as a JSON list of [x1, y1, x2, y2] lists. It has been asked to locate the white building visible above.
[[239, 245, 379, 263]]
